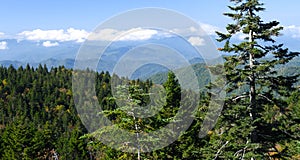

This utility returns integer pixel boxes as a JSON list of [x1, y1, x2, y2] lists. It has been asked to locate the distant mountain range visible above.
[[0, 36, 299, 80], [0, 36, 208, 76]]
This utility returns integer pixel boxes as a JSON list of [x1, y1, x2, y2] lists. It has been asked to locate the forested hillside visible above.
[[0, 65, 89, 159], [0, 65, 204, 159], [1, 0, 300, 159], [0, 63, 299, 159]]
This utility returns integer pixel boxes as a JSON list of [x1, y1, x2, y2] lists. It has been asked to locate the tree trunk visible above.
[[249, 28, 256, 117], [248, 8, 257, 142]]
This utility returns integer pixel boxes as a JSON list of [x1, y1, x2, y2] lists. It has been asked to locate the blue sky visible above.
[[0, 0, 300, 50], [0, 0, 299, 33]]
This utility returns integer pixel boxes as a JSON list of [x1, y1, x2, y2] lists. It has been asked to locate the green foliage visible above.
[[81, 71, 184, 159], [0, 60, 298, 159], [164, 72, 181, 109], [213, 0, 300, 159], [0, 65, 90, 159], [0, 2, 299, 159]]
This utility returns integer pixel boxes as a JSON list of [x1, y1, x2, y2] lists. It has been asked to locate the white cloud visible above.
[[199, 23, 221, 36], [0, 32, 5, 38], [170, 23, 221, 37], [15, 23, 221, 44], [0, 41, 8, 50], [42, 41, 59, 47], [18, 28, 89, 43], [18, 28, 165, 43], [229, 25, 300, 40], [171, 27, 203, 36], [88, 28, 122, 41], [88, 28, 167, 41], [188, 36, 205, 46], [118, 28, 158, 41], [231, 31, 248, 40], [283, 25, 300, 38], [66, 28, 89, 42]]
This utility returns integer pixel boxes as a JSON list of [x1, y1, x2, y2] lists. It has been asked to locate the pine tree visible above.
[[214, 0, 300, 159], [164, 72, 181, 110]]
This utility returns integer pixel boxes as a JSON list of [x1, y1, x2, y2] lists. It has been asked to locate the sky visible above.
[[0, 0, 300, 49]]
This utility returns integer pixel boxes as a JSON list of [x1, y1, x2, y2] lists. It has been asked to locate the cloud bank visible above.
[[188, 36, 205, 46], [0, 41, 8, 50], [88, 28, 172, 41], [0, 23, 299, 49], [15, 23, 219, 44], [42, 41, 59, 47], [283, 25, 300, 38], [199, 23, 221, 36], [18, 28, 89, 43], [229, 25, 300, 40], [0, 32, 5, 38]]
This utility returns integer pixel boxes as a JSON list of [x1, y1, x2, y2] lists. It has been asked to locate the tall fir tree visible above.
[[213, 0, 300, 159]]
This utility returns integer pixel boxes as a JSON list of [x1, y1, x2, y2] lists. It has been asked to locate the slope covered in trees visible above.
[[0, 62, 298, 159], [0, 0, 300, 159], [211, 0, 300, 159], [0, 65, 206, 159], [0, 65, 89, 159]]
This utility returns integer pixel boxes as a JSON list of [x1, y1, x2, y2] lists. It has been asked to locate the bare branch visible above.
[[214, 141, 229, 160], [233, 149, 243, 157], [258, 94, 274, 103], [254, 44, 268, 51], [280, 129, 300, 140], [234, 140, 249, 159], [242, 141, 249, 160], [232, 94, 249, 102]]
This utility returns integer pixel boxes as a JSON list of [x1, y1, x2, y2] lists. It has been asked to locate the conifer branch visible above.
[[280, 129, 300, 140], [258, 94, 274, 103], [232, 94, 249, 102], [242, 140, 249, 160], [214, 141, 229, 160]]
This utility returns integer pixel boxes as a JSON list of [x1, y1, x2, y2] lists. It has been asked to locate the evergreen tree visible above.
[[164, 72, 181, 109], [213, 0, 300, 159]]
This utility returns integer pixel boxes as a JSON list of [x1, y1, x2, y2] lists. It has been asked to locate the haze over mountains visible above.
[[0, 33, 299, 79], [0, 34, 208, 68]]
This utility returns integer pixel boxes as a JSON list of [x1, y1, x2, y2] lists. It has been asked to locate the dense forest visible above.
[[1, 0, 300, 159], [0, 63, 299, 159]]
